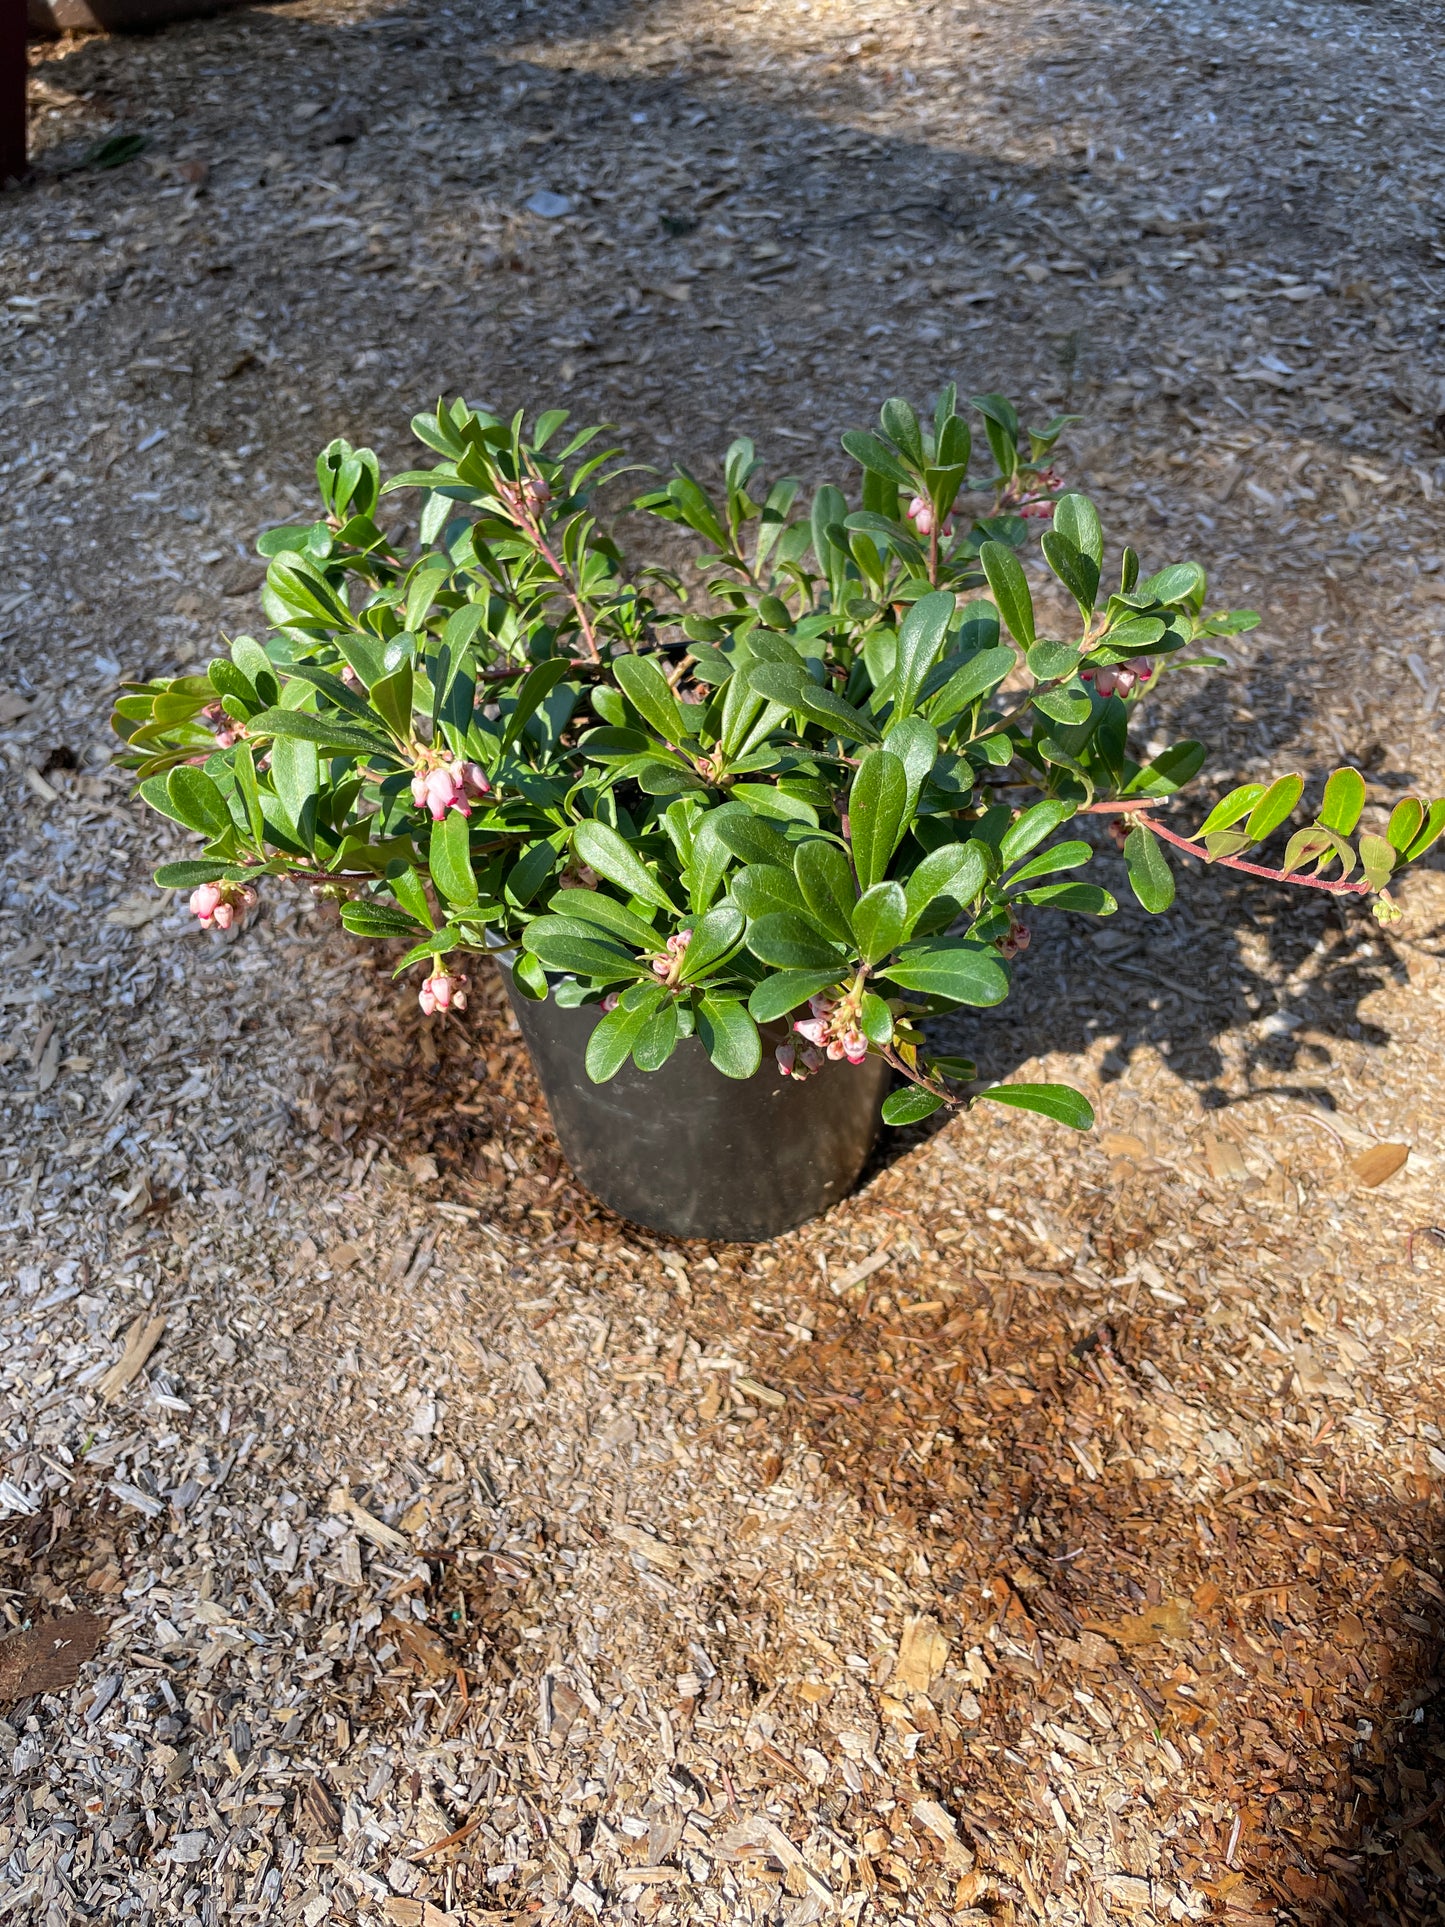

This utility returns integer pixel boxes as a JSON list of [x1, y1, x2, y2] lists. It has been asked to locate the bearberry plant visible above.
[[114, 391, 1445, 1130]]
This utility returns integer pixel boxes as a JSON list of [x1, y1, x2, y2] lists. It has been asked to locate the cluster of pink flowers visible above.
[[419, 969, 467, 1015], [649, 929, 691, 987], [410, 756, 490, 821], [1080, 657, 1155, 699], [905, 493, 955, 541], [200, 700, 241, 750], [188, 880, 258, 931], [792, 992, 869, 1065], [775, 1038, 826, 1081]]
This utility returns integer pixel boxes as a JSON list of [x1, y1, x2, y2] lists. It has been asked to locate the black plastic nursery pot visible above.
[[504, 969, 891, 1242]]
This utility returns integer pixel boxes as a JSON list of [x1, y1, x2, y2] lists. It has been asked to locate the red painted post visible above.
[[1, 0, 26, 185]]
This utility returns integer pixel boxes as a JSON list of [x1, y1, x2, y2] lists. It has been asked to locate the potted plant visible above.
[[113, 392, 1445, 1240]]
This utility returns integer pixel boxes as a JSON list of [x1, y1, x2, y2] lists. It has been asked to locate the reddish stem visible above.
[[1129, 809, 1370, 897]]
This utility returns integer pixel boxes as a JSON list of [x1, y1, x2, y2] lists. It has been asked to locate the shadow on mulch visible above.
[[682, 1269, 1445, 1926]]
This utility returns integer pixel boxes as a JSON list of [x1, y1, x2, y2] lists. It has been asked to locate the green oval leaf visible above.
[[746, 969, 843, 1023], [976, 1082, 1094, 1129], [881, 938, 1009, 1006], [696, 996, 762, 1079], [794, 838, 857, 944], [678, 903, 746, 981], [1319, 766, 1367, 837], [153, 860, 227, 890], [746, 913, 849, 972], [851, 881, 907, 964], [165, 766, 233, 838], [572, 820, 678, 912], [1197, 783, 1267, 837], [979, 540, 1036, 648], [882, 1086, 945, 1126], [1123, 823, 1175, 914], [1243, 773, 1304, 843], [849, 749, 910, 890]]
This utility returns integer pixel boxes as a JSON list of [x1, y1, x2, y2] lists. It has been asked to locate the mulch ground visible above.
[[3, 0, 1444, 1922]]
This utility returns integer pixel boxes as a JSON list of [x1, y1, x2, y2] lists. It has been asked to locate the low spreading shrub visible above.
[[114, 391, 1445, 1128]]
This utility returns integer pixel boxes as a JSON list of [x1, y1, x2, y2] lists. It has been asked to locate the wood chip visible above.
[[98, 1314, 166, 1403], [1082, 1600, 1191, 1646], [330, 1489, 408, 1552], [911, 1798, 975, 1873], [733, 1374, 785, 1408], [894, 1614, 949, 1693], [612, 1523, 682, 1572], [1350, 1141, 1409, 1186]]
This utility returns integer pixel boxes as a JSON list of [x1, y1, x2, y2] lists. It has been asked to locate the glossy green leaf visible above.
[[859, 991, 894, 1047], [1004, 839, 1093, 887], [678, 903, 745, 981], [632, 998, 680, 1072], [614, 653, 689, 744], [976, 1082, 1094, 1129], [794, 838, 857, 943], [841, 429, 914, 487], [746, 913, 848, 971], [586, 993, 662, 1082], [1319, 766, 1367, 837], [1405, 797, 1445, 862], [1197, 783, 1267, 837], [249, 707, 388, 755], [893, 590, 955, 719], [851, 882, 907, 963], [1386, 796, 1425, 854], [1124, 823, 1175, 913], [1021, 881, 1117, 915], [341, 900, 424, 939], [979, 540, 1035, 647], [549, 888, 659, 950], [165, 766, 232, 838], [999, 798, 1075, 867], [522, 919, 645, 983], [746, 969, 843, 1022], [1052, 491, 1103, 568], [849, 749, 909, 890], [429, 811, 477, 906], [154, 860, 227, 889], [573, 819, 677, 911], [881, 938, 1010, 1005], [1244, 773, 1304, 843], [712, 808, 794, 869], [882, 1086, 944, 1125], [927, 647, 1016, 723], [270, 733, 319, 834], [732, 862, 807, 922], [903, 841, 986, 936], [1040, 529, 1099, 614], [696, 996, 762, 1079], [1123, 739, 1207, 797]]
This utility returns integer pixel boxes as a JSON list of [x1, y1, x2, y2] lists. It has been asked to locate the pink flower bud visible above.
[[411, 770, 429, 809], [906, 493, 936, 536], [601, 992, 621, 1013], [212, 901, 235, 930], [776, 1041, 796, 1078], [420, 969, 467, 1016], [189, 882, 222, 926], [462, 762, 491, 798], [793, 1016, 828, 1047]]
